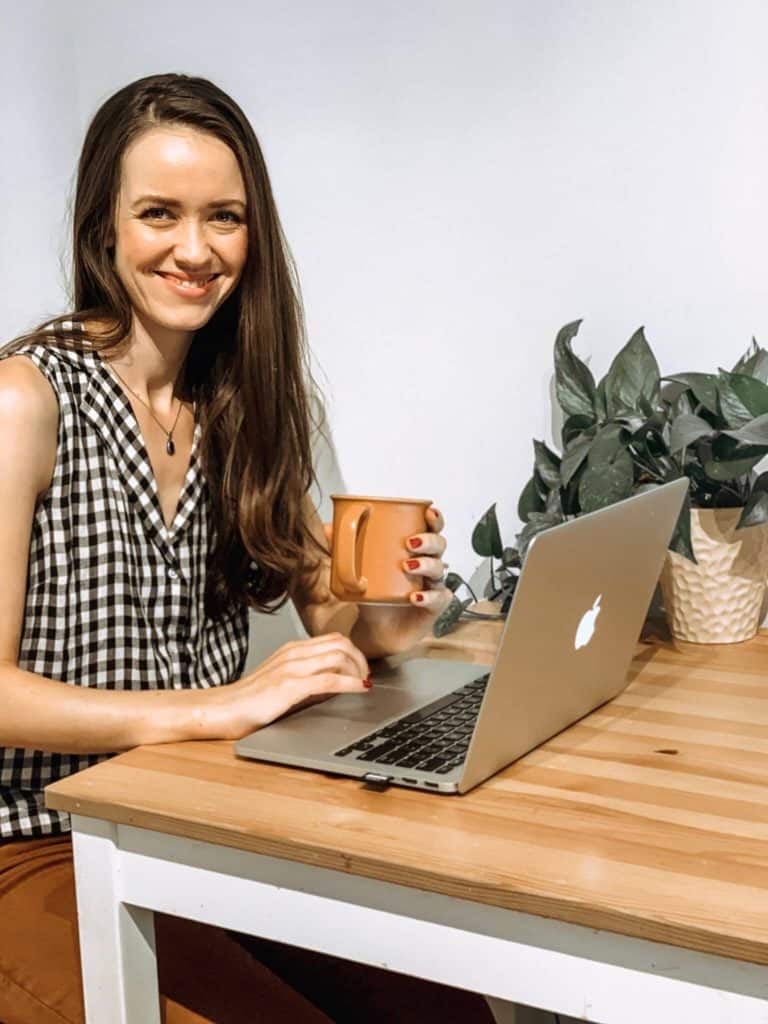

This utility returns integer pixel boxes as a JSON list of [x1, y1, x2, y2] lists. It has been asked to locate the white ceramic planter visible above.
[[659, 507, 768, 643]]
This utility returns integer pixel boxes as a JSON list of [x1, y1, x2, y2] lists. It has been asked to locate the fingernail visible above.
[[413, 593, 425, 603], [363, 676, 373, 688], [406, 559, 420, 570], [430, 508, 441, 518], [408, 537, 423, 548]]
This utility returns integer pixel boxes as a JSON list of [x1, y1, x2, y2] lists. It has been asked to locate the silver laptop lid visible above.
[[458, 478, 687, 792]]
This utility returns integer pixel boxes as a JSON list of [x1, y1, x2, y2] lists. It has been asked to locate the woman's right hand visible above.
[[217, 632, 372, 739]]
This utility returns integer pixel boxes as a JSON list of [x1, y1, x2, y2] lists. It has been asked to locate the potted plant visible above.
[[436, 321, 768, 643]]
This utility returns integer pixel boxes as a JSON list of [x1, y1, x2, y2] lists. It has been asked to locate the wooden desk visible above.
[[46, 623, 768, 1023]]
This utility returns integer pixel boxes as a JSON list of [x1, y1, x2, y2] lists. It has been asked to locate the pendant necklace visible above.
[[107, 364, 183, 455]]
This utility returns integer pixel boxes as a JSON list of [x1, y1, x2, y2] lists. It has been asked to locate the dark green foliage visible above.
[[434, 323, 768, 637], [471, 503, 504, 559]]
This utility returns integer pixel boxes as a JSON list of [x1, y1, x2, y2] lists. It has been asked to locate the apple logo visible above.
[[575, 594, 602, 650]]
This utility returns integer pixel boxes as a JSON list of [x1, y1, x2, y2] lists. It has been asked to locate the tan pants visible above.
[[0, 835, 495, 1024]]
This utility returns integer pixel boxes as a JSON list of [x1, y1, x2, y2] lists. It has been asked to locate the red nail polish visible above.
[[409, 537, 423, 548], [414, 593, 425, 602], [406, 559, 420, 570], [363, 676, 373, 688]]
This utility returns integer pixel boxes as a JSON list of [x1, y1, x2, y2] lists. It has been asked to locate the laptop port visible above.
[[401, 777, 417, 784], [423, 781, 439, 789]]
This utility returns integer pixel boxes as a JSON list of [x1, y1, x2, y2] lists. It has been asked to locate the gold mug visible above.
[[329, 494, 432, 604]]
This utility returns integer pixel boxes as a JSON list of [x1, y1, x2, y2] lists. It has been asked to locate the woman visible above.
[[0, 73, 494, 1023]]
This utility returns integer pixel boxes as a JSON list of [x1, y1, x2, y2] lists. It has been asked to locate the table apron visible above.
[[72, 816, 768, 1024]]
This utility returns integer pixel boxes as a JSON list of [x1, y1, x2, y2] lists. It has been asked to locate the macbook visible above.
[[236, 479, 687, 794]]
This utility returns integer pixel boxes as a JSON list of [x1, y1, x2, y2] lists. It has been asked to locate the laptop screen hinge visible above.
[[362, 772, 392, 789]]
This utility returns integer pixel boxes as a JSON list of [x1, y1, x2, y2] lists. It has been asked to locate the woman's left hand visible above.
[[400, 505, 452, 616], [324, 505, 453, 656]]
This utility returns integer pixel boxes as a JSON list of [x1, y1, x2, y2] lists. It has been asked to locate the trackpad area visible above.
[[236, 658, 482, 759], [293, 658, 479, 725]]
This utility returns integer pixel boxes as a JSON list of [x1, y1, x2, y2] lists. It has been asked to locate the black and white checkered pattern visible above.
[[0, 323, 248, 839]]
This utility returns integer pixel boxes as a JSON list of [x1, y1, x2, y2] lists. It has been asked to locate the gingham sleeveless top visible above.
[[0, 324, 249, 839]]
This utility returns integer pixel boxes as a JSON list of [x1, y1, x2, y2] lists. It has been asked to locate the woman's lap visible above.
[[0, 834, 495, 1024], [0, 835, 330, 1024]]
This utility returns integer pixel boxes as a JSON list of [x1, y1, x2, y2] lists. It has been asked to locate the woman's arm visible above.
[[0, 359, 370, 754]]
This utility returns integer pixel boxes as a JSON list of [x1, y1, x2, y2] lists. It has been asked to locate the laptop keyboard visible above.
[[333, 674, 490, 775]]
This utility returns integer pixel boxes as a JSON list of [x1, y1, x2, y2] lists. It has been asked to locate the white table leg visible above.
[[71, 816, 161, 1024]]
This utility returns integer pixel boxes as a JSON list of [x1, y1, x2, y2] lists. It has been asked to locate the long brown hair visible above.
[[2, 72, 328, 618]]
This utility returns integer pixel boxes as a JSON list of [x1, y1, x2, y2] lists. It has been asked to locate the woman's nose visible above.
[[172, 219, 212, 262]]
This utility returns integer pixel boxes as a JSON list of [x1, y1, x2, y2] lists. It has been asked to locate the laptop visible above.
[[236, 478, 687, 794]]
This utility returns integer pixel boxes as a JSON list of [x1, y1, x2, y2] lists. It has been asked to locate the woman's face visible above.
[[111, 126, 249, 342]]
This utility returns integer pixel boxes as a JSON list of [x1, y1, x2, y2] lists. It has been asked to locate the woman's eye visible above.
[[142, 207, 170, 219], [213, 210, 242, 224]]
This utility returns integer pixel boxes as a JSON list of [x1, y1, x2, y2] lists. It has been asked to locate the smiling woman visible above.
[[113, 131, 248, 327], [0, 72, 475, 1024]]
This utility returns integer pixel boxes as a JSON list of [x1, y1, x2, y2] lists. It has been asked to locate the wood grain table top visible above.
[[46, 620, 768, 966]]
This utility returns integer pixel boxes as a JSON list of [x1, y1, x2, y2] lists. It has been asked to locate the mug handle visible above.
[[336, 502, 372, 595]]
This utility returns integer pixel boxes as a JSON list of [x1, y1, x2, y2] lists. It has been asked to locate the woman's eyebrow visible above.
[[131, 194, 247, 209]]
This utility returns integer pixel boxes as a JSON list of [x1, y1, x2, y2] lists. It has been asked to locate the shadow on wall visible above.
[[243, 394, 347, 672]]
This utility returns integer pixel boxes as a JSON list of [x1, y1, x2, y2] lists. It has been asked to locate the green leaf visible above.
[[732, 339, 768, 381], [723, 412, 768, 446], [668, 491, 695, 562], [750, 346, 768, 383], [515, 511, 563, 562], [719, 370, 768, 419], [661, 379, 689, 405], [533, 440, 562, 490], [669, 413, 714, 453], [544, 487, 562, 516], [702, 453, 766, 480], [633, 415, 671, 464], [669, 389, 695, 420], [586, 423, 630, 468], [561, 414, 595, 447], [749, 470, 768, 494], [433, 595, 471, 638], [501, 546, 520, 568], [553, 320, 596, 419], [738, 491, 768, 528], [443, 572, 464, 593], [560, 436, 592, 487], [717, 371, 754, 427], [471, 503, 504, 558], [604, 327, 661, 417], [732, 338, 758, 374], [578, 447, 634, 513], [594, 377, 608, 420], [664, 374, 719, 416], [517, 475, 544, 522], [532, 469, 549, 502]]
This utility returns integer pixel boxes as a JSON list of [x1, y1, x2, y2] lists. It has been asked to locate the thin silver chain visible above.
[[106, 363, 184, 454]]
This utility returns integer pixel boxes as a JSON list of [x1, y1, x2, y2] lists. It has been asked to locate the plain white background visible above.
[[3, 0, 768, 658]]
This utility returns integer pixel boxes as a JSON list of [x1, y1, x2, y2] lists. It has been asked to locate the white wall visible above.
[[0, 2, 81, 334], [4, 1, 768, 653]]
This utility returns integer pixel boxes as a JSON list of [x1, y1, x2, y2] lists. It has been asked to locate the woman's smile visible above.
[[153, 270, 222, 298]]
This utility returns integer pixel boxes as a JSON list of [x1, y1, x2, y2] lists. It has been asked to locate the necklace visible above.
[[107, 363, 184, 456]]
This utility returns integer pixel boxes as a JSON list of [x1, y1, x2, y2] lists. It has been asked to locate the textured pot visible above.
[[659, 507, 768, 643]]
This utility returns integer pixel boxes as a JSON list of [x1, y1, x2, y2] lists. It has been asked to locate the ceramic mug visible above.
[[329, 494, 432, 604]]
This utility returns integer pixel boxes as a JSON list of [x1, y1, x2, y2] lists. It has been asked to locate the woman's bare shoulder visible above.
[[0, 356, 59, 495], [0, 354, 58, 422]]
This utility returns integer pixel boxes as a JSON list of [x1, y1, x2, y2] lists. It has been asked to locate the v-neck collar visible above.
[[76, 343, 205, 557]]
